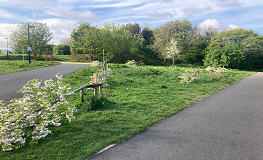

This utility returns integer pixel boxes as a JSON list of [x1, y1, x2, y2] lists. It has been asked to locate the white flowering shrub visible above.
[[0, 74, 76, 151], [205, 66, 227, 79], [90, 68, 112, 87], [92, 61, 103, 67], [125, 60, 137, 66], [179, 69, 203, 83]]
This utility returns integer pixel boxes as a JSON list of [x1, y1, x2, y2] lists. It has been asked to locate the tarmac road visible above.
[[0, 62, 90, 102], [90, 72, 263, 160]]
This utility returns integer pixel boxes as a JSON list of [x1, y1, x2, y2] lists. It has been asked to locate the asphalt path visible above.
[[0, 62, 90, 102], [90, 72, 263, 160]]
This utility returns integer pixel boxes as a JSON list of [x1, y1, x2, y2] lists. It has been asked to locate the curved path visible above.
[[0, 62, 90, 102], [90, 72, 263, 160]]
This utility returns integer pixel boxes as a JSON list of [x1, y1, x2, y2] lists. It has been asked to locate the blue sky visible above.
[[0, 0, 263, 49]]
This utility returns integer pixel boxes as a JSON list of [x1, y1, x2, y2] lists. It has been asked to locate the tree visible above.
[[71, 22, 100, 59], [167, 40, 180, 67], [153, 20, 197, 63], [204, 28, 263, 69], [53, 44, 71, 55], [10, 22, 53, 56], [141, 26, 154, 46], [123, 23, 141, 40]]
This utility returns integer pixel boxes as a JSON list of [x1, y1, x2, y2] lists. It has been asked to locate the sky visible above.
[[0, 0, 263, 49]]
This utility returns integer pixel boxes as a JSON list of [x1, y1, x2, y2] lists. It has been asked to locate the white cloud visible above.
[[182, 6, 213, 17], [213, 0, 242, 8], [199, 18, 240, 31], [46, 6, 99, 22], [39, 19, 76, 45], [0, 23, 18, 49], [147, 12, 174, 18]]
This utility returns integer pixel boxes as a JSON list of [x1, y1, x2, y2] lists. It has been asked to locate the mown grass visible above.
[[0, 53, 92, 74], [0, 54, 92, 63], [0, 60, 60, 75], [0, 64, 255, 160]]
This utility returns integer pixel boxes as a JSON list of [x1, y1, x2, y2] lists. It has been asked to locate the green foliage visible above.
[[53, 44, 71, 55], [204, 42, 243, 68], [204, 28, 263, 69], [9, 21, 53, 56], [0, 60, 59, 75]]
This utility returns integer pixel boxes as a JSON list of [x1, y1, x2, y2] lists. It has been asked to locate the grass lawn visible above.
[[0, 64, 255, 159], [0, 53, 92, 74], [0, 54, 92, 63], [0, 60, 60, 75]]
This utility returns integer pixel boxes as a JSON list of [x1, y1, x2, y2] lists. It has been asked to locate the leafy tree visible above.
[[142, 26, 154, 46], [10, 22, 53, 56], [100, 23, 137, 63], [153, 20, 197, 63], [42, 44, 55, 55], [205, 28, 263, 69], [123, 23, 141, 40], [178, 26, 218, 64], [204, 42, 243, 68], [53, 44, 71, 55]]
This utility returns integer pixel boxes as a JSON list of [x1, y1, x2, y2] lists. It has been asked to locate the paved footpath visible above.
[[0, 62, 90, 102], [90, 72, 263, 160]]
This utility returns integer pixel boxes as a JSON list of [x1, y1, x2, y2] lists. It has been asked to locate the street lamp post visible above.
[[4, 38, 8, 60], [28, 22, 35, 64]]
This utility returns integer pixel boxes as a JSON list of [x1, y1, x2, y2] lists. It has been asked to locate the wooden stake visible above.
[[80, 86, 84, 102], [94, 73, 97, 96], [99, 85, 102, 97]]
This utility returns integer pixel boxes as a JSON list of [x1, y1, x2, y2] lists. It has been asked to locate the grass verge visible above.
[[0, 64, 255, 159], [0, 60, 60, 75], [0, 54, 92, 63]]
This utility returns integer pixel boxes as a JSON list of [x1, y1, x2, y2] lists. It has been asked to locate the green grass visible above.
[[0, 53, 93, 74], [0, 60, 60, 75], [0, 54, 92, 63], [0, 64, 255, 160]]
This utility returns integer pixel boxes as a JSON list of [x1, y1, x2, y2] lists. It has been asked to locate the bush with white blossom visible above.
[[0, 74, 76, 151], [179, 69, 203, 83], [90, 68, 112, 87]]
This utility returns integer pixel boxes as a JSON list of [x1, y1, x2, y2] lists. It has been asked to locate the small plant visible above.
[[179, 69, 203, 83], [205, 66, 227, 79], [90, 68, 112, 87], [125, 60, 137, 66], [92, 61, 103, 67]]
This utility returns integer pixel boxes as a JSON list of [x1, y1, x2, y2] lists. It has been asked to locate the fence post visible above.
[[99, 85, 102, 96], [94, 73, 97, 96], [80, 85, 84, 102]]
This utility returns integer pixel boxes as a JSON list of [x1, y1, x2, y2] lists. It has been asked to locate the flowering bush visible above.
[[179, 69, 203, 83], [0, 74, 76, 151], [90, 68, 112, 87], [92, 61, 103, 67], [205, 66, 227, 79], [125, 60, 137, 66]]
